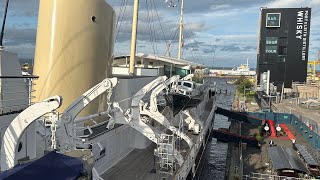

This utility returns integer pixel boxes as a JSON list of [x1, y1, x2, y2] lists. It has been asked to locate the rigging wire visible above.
[[152, 0, 169, 55], [115, 0, 129, 42], [145, 0, 159, 55], [115, 0, 126, 28], [183, 16, 206, 65]]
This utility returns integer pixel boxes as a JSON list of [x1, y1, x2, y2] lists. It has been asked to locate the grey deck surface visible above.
[[101, 144, 170, 180]]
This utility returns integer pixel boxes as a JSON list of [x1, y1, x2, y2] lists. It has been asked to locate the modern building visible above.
[[256, 7, 311, 89]]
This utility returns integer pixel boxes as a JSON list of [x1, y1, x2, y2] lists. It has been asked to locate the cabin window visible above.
[[149, 61, 154, 65], [178, 82, 182, 85], [137, 60, 141, 65], [184, 82, 192, 88]]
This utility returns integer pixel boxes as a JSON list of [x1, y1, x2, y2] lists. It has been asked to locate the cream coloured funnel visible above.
[[33, 0, 115, 116]]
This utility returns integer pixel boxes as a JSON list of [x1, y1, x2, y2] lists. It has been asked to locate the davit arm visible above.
[[0, 96, 62, 171], [59, 77, 118, 152]]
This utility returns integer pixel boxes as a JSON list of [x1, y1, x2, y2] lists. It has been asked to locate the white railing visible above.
[[0, 76, 37, 115]]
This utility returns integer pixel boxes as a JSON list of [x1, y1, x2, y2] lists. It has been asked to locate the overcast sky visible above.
[[1, 0, 320, 68]]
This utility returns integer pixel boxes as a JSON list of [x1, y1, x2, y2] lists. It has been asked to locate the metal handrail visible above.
[[0, 83, 36, 87], [0, 96, 35, 102], [0, 103, 29, 109], [0, 90, 35, 94]]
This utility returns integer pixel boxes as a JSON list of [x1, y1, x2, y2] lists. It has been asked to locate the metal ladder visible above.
[[157, 133, 176, 175]]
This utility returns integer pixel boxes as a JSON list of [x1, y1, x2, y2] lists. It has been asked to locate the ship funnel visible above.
[[33, 0, 115, 116]]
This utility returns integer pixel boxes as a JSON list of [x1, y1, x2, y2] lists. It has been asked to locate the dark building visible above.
[[256, 7, 311, 88]]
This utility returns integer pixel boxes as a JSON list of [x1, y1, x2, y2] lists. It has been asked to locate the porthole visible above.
[[309, 135, 313, 138], [91, 16, 96, 22]]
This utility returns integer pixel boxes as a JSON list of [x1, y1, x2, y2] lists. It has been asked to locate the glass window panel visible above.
[[266, 13, 281, 27], [266, 37, 278, 45], [266, 46, 277, 53]]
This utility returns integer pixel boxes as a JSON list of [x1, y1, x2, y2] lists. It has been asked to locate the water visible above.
[[196, 77, 236, 180]]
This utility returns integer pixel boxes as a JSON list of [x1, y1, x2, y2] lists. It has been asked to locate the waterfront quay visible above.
[[272, 99, 320, 134], [223, 93, 320, 179]]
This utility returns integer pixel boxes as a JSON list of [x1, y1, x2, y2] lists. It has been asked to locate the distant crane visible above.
[[307, 50, 320, 82]]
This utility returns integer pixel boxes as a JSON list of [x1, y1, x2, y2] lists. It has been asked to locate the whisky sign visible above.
[[296, 10, 309, 61]]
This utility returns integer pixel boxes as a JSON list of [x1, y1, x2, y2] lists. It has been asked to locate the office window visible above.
[[266, 37, 278, 45], [266, 13, 281, 27], [278, 56, 286, 62], [266, 46, 277, 53], [279, 37, 288, 45], [279, 46, 287, 55]]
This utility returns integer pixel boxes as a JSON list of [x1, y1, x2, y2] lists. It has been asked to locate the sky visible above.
[[1, 0, 320, 68]]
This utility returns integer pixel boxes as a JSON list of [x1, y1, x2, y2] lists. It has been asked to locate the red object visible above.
[[309, 124, 313, 131], [267, 120, 276, 137], [280, 124, 296, 140]]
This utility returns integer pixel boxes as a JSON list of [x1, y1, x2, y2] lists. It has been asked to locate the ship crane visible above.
[[0, 69, 211, 175], [0, 77, 118, 170], [1, 96, 62, 171], [107, 76, 185, 166], [59, 77, 118, 152]]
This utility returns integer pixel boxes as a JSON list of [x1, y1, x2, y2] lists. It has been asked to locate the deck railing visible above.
[[0, 76, 38, 115]]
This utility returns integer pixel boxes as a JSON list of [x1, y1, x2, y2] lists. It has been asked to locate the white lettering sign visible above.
[[296, 10, 309, 61]]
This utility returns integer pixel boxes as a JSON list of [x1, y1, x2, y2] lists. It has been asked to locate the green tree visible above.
[[255, 134, 263, 142], [236, 76, 253, 94]]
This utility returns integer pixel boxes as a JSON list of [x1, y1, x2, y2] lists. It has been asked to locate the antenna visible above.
[[0, 0, 10, 47]]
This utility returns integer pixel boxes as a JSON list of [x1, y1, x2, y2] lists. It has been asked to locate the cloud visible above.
[[219, 45, 256, 52], [266, 0, 320, 8], [187, 22, 208, 32], [184, 41, 205, 49], [0, 0, 39, 17], [3, 27, 37, 46], [6, 43, 35, 58], [203, 48, 216, 54], [210, 5, 232, 11], [220, 45, 241, 52], [1, 0, 319, 68]]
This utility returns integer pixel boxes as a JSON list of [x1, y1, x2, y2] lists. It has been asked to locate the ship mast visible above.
[[0, 0, 10, 47], [246, 57, 249, 67], [178, 0, 184, 60], [129, 0, 140, 75]]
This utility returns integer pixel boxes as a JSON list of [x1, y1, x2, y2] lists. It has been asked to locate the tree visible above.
[[235, 76, 253, 94], [255, 134, 263, 142]]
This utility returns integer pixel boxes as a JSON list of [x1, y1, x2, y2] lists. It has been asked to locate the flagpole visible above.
[[178, 0, 184, 60]]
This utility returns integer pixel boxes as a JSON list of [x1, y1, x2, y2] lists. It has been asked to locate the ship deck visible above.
[[101, 99, 214, 180]]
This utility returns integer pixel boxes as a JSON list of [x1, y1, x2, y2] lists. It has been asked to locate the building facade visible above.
[[256, 7, 311, 88]]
